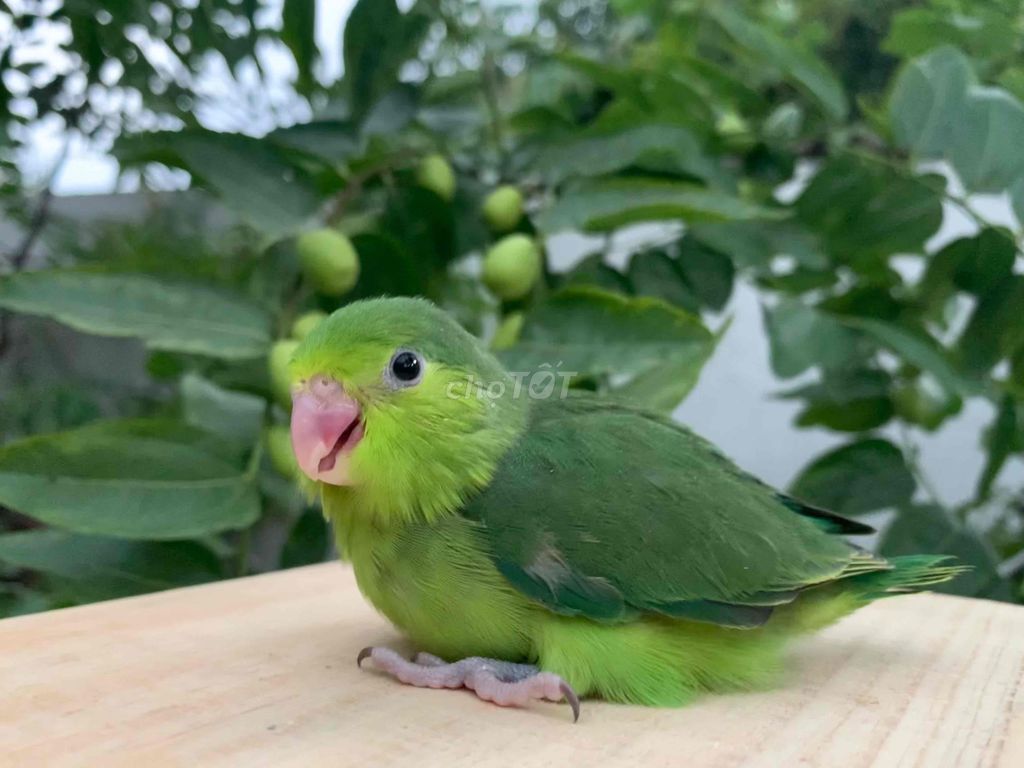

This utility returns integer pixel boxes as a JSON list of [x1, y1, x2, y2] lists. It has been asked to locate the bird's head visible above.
[[288, 297, 525, 522]]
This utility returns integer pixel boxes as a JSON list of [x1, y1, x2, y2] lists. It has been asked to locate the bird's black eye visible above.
[[387, 350, 423, 387]]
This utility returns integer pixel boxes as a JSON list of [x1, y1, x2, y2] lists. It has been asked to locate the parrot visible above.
[[287, 296, 965, 721]]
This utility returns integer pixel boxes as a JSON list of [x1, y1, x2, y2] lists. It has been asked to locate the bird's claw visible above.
[[560, 681, 581, 723]]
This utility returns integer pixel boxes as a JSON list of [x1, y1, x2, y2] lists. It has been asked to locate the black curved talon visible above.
[[560, 681, 581, 723], [356, 647, 373, 668]]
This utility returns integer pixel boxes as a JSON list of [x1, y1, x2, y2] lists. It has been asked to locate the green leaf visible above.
[[676, 237, 735, 310], [539, 178, 780, 234], [269, 120, 359, 164], [956, 275, 1024, 376], [1012, 344, 1024, 396], [615, 342, 719, 413], [380, 185, 457, 270], [762, 299, 864, 379], [627, 251, 698, 311], [117, 130, 322, 239], [781, 369, 894, 433], [556, 52, 643, 100], [796, 157, 943, 263], [889, 46, 1024, 193], [951, 88, 1024, 192], [841, 317, 978, 397], [361, 85, 420, 138], [344, 0, 429, 116], [884, 8, 1018, 61], [181, 373, 265, 446], [691, 220, 828, 270], [758, 267, 838, 294], [0, 530, 222, 604], [892, 374, 963, 432], [347, 232, 424, 299], [820, 283, 903, 323], [500, 287, 716, 412], [919, 230, 1016, 311], [1010, 177, 1024, 226], [281, 509, 330, 569], [796, 398, 894, 433], [561, 255, 633, 294], [0, 584, 54, 619], [976, 395, 1020, 502], [709, 5, 848, 121], [0, 420, 261, 539], [624, 240, 732, 311], [888, 46, 973, 158], [533, 123, 715, 184], [0, 271, 272, 360], [880, 505, 1010, 601], [780, 369, 892, 403], [789, 439, 916, 516], [281, 0, 318, 93]]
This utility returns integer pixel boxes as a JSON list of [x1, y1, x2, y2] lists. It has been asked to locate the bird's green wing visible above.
[[461, 395, 887, 628]]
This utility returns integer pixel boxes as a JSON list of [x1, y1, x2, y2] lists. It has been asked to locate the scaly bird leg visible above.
[[356, 646, 581, 722]]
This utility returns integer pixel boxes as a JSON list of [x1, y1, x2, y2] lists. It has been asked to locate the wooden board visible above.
[[1, 563, 1022, 767]]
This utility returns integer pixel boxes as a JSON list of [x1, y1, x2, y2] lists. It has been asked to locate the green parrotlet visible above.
[[287, 297, 964, 721]]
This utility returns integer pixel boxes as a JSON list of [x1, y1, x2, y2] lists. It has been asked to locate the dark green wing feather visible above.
[[461, 395, 886, 628], [777, 495, 876, 535]]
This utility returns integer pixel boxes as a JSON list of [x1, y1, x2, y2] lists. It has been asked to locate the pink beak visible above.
[[290, 375, 365, 485]]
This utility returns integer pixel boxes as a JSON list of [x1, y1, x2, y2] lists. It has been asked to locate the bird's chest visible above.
[[334, 514, 533, 661]]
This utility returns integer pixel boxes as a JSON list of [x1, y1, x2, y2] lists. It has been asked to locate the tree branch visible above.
[[481, 50, 509, 172], [322, 150, 416, 226], [0, 134, 72, 356], [7, 186, 54, 272]]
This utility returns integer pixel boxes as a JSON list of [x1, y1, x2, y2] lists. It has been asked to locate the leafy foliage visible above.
[[0, 420, 261, 539], [1, 0, 1022, 615], [0, 271, 272, 359]]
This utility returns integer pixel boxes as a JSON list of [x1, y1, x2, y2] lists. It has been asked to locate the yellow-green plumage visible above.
[[291, 297, 964, 706]]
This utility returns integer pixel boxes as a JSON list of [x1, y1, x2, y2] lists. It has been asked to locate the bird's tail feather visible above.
[[843, 554, 969, 601], [772, 555, 969, 635]]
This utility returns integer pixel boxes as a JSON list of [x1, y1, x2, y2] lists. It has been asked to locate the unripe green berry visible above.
[[716, 110, 754, 151], [716, 110, 750, 136], [416, 154, 456, 201], [268, 339, 300, 408], [291, 310, 328, 341], [296, 229, 360, 296], [482, 185, 524, 232], [491, 311, 524, 351], [482, 234, 541, 301], [265, 425, 299, 479]]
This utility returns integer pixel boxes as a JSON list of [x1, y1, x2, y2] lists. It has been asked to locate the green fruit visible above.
[[491, 312, 524, 351], [296, 229, 360, 296], [482, 234, 541, 301], [265, 425, 299, 479], [716, 110, 750, 136], [268, 339, 300, 407], [482, 185, 524, 232], [416, 153, 456, 201], [291, 310, 328, 341], [764, 102, 803, 143], [716, 110, 754, 151]]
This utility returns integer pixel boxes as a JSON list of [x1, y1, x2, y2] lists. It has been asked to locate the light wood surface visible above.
[[1, 563, 1022, 768]]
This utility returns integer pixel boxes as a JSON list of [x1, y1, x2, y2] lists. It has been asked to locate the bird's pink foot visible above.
[[356, 646, 580, 722]]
